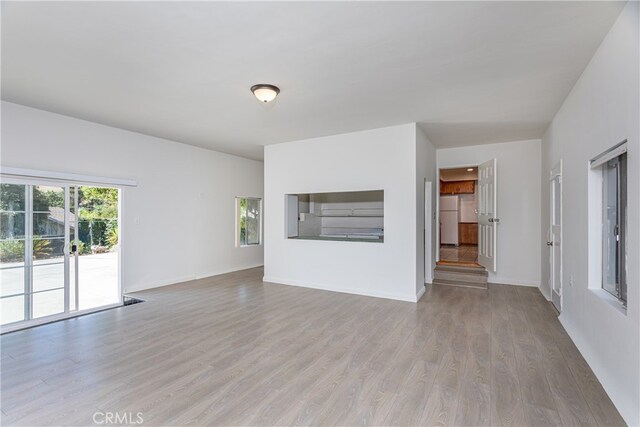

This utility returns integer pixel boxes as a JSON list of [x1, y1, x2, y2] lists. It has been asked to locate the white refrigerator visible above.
[[440, 195, 459, 245]]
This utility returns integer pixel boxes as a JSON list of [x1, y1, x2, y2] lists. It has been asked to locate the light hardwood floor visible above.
[[0, 267, 625, 426]]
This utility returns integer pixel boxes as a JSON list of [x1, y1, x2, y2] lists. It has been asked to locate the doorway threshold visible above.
[[0, 297, 145, 335], [436, 260, 483, 268]]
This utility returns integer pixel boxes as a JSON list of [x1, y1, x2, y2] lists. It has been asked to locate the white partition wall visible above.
[[264, 123, 435, 302]]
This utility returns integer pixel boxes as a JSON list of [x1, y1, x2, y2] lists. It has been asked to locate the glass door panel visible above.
[[1, 296, 25, 324], [32, 289, 65, 319], [31, 185, 67, 319], [69, 186, 78, 312], [0, 183, 27, 324], [0, 213, 26, 239], [76, 186, 119, 310]]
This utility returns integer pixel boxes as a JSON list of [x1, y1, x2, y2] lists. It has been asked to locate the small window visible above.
[[592, 143, 627, 307], [236, 197, 261, 247]]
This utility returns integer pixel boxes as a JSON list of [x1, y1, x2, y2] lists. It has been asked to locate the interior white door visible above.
[[478, 158, 498, 271], [549, 161, 562, 311]]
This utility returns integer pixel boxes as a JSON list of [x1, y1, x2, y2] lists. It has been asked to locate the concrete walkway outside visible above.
[[0, 252, 119, 325]]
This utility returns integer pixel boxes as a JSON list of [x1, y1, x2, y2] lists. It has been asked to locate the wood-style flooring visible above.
[[0, 267, 626, 426], [440, 244, 479, 263]]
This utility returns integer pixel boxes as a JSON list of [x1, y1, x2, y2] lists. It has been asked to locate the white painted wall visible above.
[[0, 102, 264, 292], [541, 2, 639, 423], [438, 139, 542, 287], [264, 123, 431, 302]]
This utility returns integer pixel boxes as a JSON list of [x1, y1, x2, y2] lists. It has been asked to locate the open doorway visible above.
[[438, 166, 479, 266]]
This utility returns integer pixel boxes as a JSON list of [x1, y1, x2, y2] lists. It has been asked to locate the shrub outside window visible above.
[[237, 197, 261, 247]]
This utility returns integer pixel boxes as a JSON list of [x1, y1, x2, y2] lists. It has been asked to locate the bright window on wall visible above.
[[237, 197, 261, 247], [591, 142, 627, 307]]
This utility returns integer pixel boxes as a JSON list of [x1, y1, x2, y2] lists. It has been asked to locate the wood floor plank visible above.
[[417, 290, 470, 426], [343, 290, 450, 426], [518, 288, 598, 426], [505, 285, 563, 426], [489, 285, 526, 427], [0, 267, 627, 426]]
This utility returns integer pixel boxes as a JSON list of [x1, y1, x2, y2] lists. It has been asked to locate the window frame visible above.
[[236, 196, 262, 248], [601, 153, 627, 305], [591, 142, 627, 308]]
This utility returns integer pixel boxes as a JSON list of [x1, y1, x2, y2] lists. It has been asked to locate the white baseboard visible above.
[[539, 285, 552, 301], [125, 275, 196, 293], [415, 285, 426, 302], [559, 316, 632, 425], [124, 264, 265, 294], [195, 264, 264, 280], [488, 277, 540, 287], [263, 276, 419, 303]]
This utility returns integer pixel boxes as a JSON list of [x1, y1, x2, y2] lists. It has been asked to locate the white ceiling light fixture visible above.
[[251, 84, 280, 103]]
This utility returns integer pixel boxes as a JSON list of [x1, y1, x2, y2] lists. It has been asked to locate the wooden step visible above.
[[433, 264, 488, 289], [435, 264, 488, 275], [432, 278, 488, 289], [436, 260, 482, 268]]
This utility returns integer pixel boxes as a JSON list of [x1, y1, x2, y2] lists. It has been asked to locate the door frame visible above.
[[0, 174, 126, 333], [549, 160, 563, 311], [424, 180, 433, 284]]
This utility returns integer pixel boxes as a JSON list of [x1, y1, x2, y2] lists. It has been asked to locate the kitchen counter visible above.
[[290, 235, 384, 243]]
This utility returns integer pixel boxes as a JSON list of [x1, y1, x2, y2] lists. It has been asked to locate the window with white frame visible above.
[[591, 142, 627, 307], [236, 197, 261, 247]]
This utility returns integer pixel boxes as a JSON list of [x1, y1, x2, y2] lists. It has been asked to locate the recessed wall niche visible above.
[[285, 190, 384, 243]]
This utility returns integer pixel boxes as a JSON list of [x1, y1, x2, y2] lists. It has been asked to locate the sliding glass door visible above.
[[0, 179, 120, 329], [0, 183, 29, 324]]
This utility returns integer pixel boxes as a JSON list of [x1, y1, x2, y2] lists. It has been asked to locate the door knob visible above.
[[547, 241, 553, 246]]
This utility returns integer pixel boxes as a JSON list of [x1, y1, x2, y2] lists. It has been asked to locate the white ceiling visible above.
[[1, 1, 625, 161]]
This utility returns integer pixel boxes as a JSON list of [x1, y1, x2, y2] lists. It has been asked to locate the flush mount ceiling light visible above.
[[467, 168, 474, 172], [251, 84, 280, 103]]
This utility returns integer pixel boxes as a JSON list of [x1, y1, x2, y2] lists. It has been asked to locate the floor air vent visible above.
[[123, 296, 145, 306]]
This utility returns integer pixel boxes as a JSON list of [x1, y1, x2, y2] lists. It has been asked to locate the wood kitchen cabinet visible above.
[[459, 223, 478, 245], [440, 180, 475, 195]]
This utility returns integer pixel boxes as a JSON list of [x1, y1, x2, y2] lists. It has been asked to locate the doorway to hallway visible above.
[[438, 166, 480, 265]]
